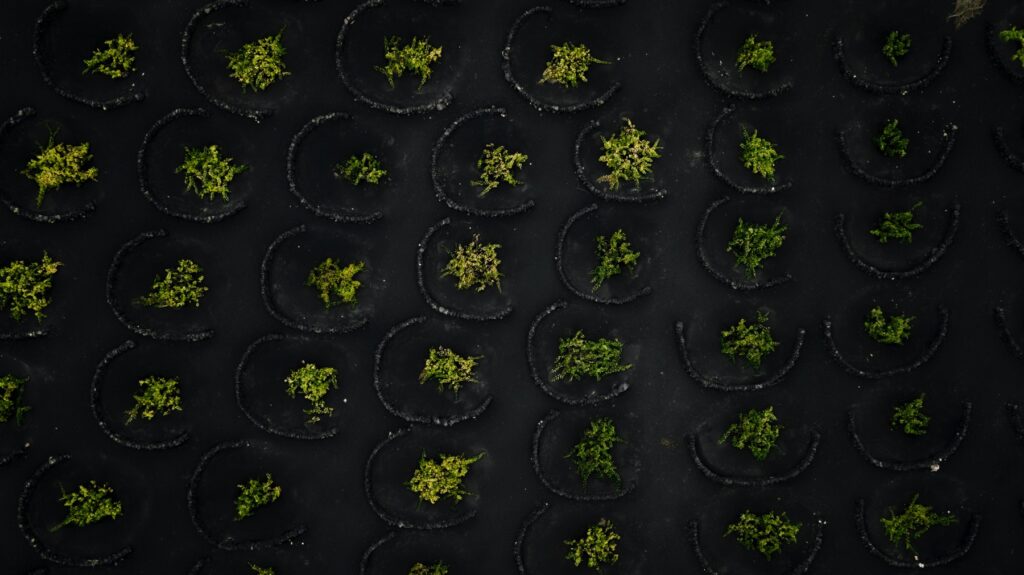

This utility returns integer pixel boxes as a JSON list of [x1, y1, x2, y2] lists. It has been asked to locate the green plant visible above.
[[551, 330, 632, 382], [419, 347, 480, 394], [596, 118, 661, 192], [137, 259, 208, 309], [0, 374, 30, 425], [721, 311, 778, 368], [336, 152, 387, 186], [540, 42, 608, 87], [949, 0, 985, 28], [736, 34, 776, 72], [864, 306, 914, 345], [284, 362, 338, 424], [407, 452, 485, 505], [875, 119, 910, 159], [726, 214, 786, 279], [891, 394, 929, 436], [441, 235, 502, 292], [377, 36, 443, 88], [471, 144, 528, 196], [590, 229, 640, 292], [882, 31, 911, 66], [83, 34, 138, 79], [125, 376, 183, 424], [870, 201, 923, 244], [1000, 26, 1024, 67], [409, 562, 449, 575], [51, 481, 122, 531], [226, 31, 289, 91], [21, 134, 99, 207], [176, 145, 247, 201], [307, 258, 364, 308], [566, 417, 622, 486], [881, 494, 957, 554], [0, 252, 62, 322], [724, 510, 800, 560], [235, 473, 281, 520], [740, 128, 783, 181], [250, 565, 275, 575], [719, 406, 781, 461], [565, 518, 620, 571]]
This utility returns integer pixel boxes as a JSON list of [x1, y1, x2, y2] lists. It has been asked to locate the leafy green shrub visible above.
[[442, 235, 502, 292], [407, 452, 484, 505], [740, 128, 783, 181], [540, 42, 607, 87], [0, 374, 30, 425], [870, 201, 923, 244], [875, 119, 909, 159], [22, 135, 99, 207], [83, 34, 138, 79], [51, 481, 122, 531], [881, 494, 956, 554], [176, 145, 247, 201], [725, 510, 800, 560], [726, 214, 786, 278], [864, 306, 913, 345], [250, 565, 275, 575], [284, 362, 338, 424], [471, 144, 528, 196], [551, 330, 631, 382], [137, 259, 208, 309], [882, 31, 911, 66], [596, 118, 661, 192], [566, 417, 622, 486], [226, 32, 289, 91], [0, 252, 62, 322], [125, 376, 183, 424], [1000, 26, 1024, 67], [377, 36, 443, 88], [565, 518, 620, 570], [891, 394, 929, 436], [419, 347, 480, 394], [949, 0, 985, 28], [409, 562, 448, 575], [590, 229, 640, 292], [336, 152, 387, 186], [721, 311, 778, 368], [719, 406, 781, 461], [307, 258, 364, 308], [736, 34, 775, 72], [235, 473, 281, 520]]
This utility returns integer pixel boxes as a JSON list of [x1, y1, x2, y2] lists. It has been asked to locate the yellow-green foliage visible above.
[[442, 235, 502, 292], [22, 136, 98, 207], [378, 36, 443, 88], [565, 518, 620, 570], [407, 452, 484, 505], [235, 473, 282, 520], [176, 145, 247, 201], [137, 259, 208, 309], [284, 362, 338, 424], [721, 311, 778, 368], [125, 376, 183, 424], [337, 152, 387, 186], [0, 252, 62, 322], [596, 118, 661, 191], [83, 34, 138, 78], [471, 144, 527, 196], [419, 347, 480, 394], [0, 374, 30, 425], [540, 42, 607, 87], [51, 481, 122, 531], [725, 510, 800, 559], [307, 258, 365, 308], [551, 330, 631, 383], [736, 34, 775, 72], [226, 32, 290, 91]]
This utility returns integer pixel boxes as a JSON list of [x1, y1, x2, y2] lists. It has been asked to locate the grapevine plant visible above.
[[22, 134, 98, 207], [419, 346, 480, 394], [590, 229, 640, 292], [176, 145, 247, 201], [442, 235, 502, 292], [719, 406, 782, 461], [1000, 26, 1024, 67], [882, 31, 911, 66], [125, 376, 183, 424], [864, 306, 913, 345], [596, 118, 661, 192], [307, 258, 365, 308], [409, 562, 448, 575], [740, 128, 783, 181], [725, 510, 800, 560], [736, 34, 775, 72], [235, 473, 282, 520], [891, 394, 929, 436], [137, 259, 208, 309], [876, 119, 910, 159], [551, 330, 631, 383], [0, 374, 30, 425], [336, 152, 387, 186], [51, 481, 123, 531], [0, 252, 62, 322], [721, 311, 778, 368], [226, 32, 290, 91], [540, 42, 608, 87], [565, 518, 620, 571], [870, 202, 923, 244], [83, 34, 138, 78], [471, 144, 527, 196], [284, 362, 338, 424], [726, 214, 786, 278], [378, 36, 443, 88], [881, 494, 957, 555], [407, 452, 485, 505], [566, 417, 622, 486]]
